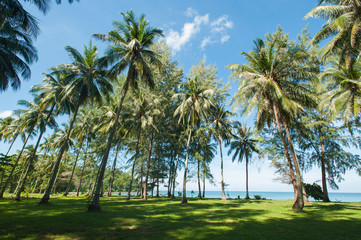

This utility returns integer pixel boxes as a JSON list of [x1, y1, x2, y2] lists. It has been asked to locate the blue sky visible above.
[[1, 0, 360, 193]]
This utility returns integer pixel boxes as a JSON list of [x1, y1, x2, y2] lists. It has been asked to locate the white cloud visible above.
[[185, 7, 198, 18], [221, 35, 231, 43], [165, 14, 209, 53], [201, 36, 213, 49], [165, 10, 233, 53], [0, 110, 13, 118]]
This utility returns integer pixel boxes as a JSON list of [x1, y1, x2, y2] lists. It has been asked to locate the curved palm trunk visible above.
[[283, 122, 304, 210], [108, 143, 120, 197], [64, 137, 85, 196], [14, 158, 33, 201], [0, 125, 35, 198], [172, 147, 180, 199], [181, 127, 192, 204], [15, 105, 56, 200], [40, 101, 81, 204], [88, 80, 130, 212], [245, 152, 250, 199], [143, 131, 154, 200], [273, 104, 304, 210], [218, 135, 226, 201], [5, 135, 18, 157], [282, 133, 299, 200]]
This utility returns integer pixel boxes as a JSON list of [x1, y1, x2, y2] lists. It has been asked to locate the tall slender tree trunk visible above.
[[167, 152, 174, 197], [14, 162, 28, 194], [51, 157, 64, 194], [5, 135, 18, 157], [14, 158, 33, 201], [77, 140, 89, 196], [15, 105, 56, 200], [218, 135, 226, 201], [172, 147, 180, 199], [108, 143, 120, 197], [88, 80, 130, 212], [40, 101, 81, 204], [39, 175, 47, 193], [0, 126, 35, 198], [202, 174, 205, 198], [139, 160, 144, 198], [320, 130, 330, 202], [127, 129, 141, 200], [197, 158, 202, 199], [281, 133, 299, 200], [283, 122, 304, 210], [245, 153, 250, 199], [273, 103, 303, 210], [181, 127, 192, 204], [143, 131, 154, 200], [64, 137, 85, 196]]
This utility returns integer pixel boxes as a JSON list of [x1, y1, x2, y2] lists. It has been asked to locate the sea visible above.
[[120, 191, 361, 202]]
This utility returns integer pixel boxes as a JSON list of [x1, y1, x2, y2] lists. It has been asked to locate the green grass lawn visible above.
[[0, 194, 360, 240]]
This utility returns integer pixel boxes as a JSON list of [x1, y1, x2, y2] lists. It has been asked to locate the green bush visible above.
[[304, 183, 323, 201]]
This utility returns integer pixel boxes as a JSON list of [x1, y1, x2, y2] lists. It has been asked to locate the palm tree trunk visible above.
[[5, 135, 18, 157], [77, 140, 89, 196], [283, 122, 304, 210], [14, 163, 27, 194], [16, 104, 56, 200], [181, 127, 192, 204], [14, 158, 33, 201], [64, 137, 85, 196], [39, 175, 47, 193], [0, 125, 35, 198], [144, 131, 154, 200], [51, 158, 63, 194], [31, 174, 40, 193], [127, 129, 142, 200], [281, 133, 299, 200], [88, 81, 130, 211], [172, 147, 180, 199], [218, 135, 226, 201], [245, 153, 250, 199], [272, 104, 302, 209], [40, 101, 81, 204], [108, 143, 120, 197]]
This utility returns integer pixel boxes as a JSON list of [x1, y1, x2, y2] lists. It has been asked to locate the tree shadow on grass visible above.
[[0, 197, 360, 240]]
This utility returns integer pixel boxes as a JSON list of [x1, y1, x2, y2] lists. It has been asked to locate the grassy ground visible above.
[[0, 194, 360, 240]]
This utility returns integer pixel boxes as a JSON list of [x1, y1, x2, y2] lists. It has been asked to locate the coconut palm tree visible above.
[[0, 23, 37, 92], [227, 123, 259, 199], [305, 0, 361, 68], [209, 105, 233, 200], [320, 57, 361, 122], [13, 99, 57, 201], [173, 76, 214, 204], [0, 100, 44, 198], [88, 10, 163, 211], [39, 42, 112, 204], [228, 28, 316, 210]]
